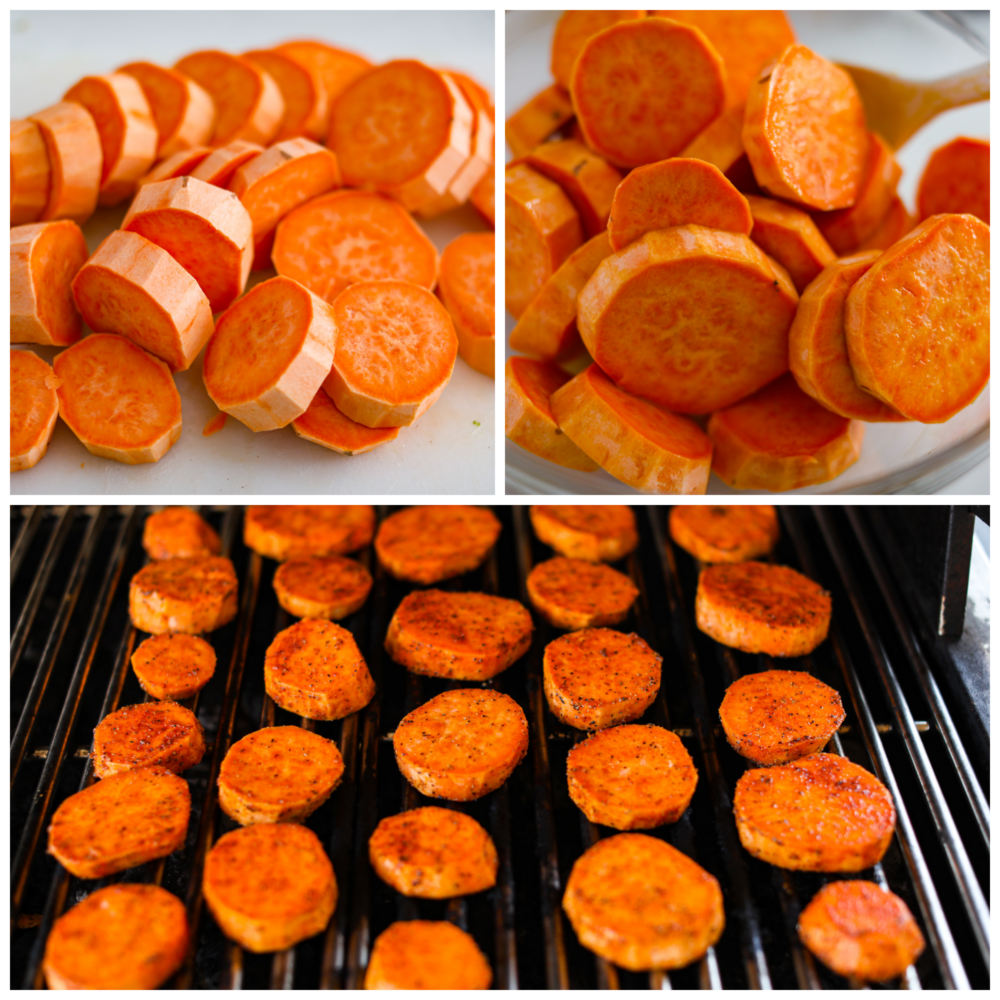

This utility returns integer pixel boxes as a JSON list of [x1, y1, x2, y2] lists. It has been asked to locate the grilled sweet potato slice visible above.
[[527, 556, 639, 631], [529, 505, 638, 563], [669, 505, 779, 564], [734, 753, 895, 871], [719, 669, 845, 766], [218, 726, 344, 825], [369, 806, 498, 899], [48, 765, 190, 878], [272, 555, 372, 620], [393, 689, 529, 801], [364, 920, 493, 989], [131, 632, 217, 700], [567, 724, 697, 830], [696, 562, 832, 657], [244, 504, 375, 560], [203, 822, 336, 952], [92, 701, 205, 777], [563, 833, 724, 971], [143, 506, 221, 560], [129, 556, 238, 635], [385, 589, 533, 681]]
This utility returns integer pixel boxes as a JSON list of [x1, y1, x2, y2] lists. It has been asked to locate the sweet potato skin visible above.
[[363, 920, 493, 989], [92, 701, 206, 777], [527, 556, 639, 631], [131, 632, 217, 700], [129, 556, 239, 635], [529, 504, 638, 562], [668, 505, 779, 563], [244, 504, 375, 560]]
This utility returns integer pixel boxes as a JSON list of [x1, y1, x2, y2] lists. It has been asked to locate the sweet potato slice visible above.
[[217, 725, 344, 825], [438, 232, 494, 377], [567, 724, 697, 829], [10, 220, 88, 346], [244, 48, 327, 142], [244, 505, 376, 560], [550, 11, 647, 90], [374, 505, 501, 584], [174, 50, 283, 146], [385, 589, 533, 680], [122, 175, 253, 313], [563, 833, 724, 971], [202, 274, 336, 431], [745, 194, 836, 293], [72, 229, 215, 372], [505, 357, 599, 472], [291, 386, 400, 455], [798, 881, 926, 982], [272, 189, 438, 304], [10, 119, 51, 225], [53, 334, 183, 465], [578, 226, 797, 414], [364, 921, 493, 989], [264, 618, 375, 721], [93, 701, 206, 777], [529, 504, 638, 562], [131, 632, 217, 700], [744, 44, 867, 210], [129, 556, 238, 635], [63, 72, 158, 205], [695, 560, 832, 656], [272, 554, 373, 620], [470, 169, 494, 228], [10, 349, 59, 472], [571, 18, 725, 169], [844, 214, 990, 423], [505, 83, 575, 158], [680, 103, 760, 194], [528, 556, 638, 631], [143, 506, 221, 560], [855, 195, 913, 253], [47, 765, 190, 878], [543, 628, 660, 730], [719, 669, 845, 765], [190, 139, 264, 188], [669, 505, 779, 563], [29, 102, 102, 224], [118, 61, 216, 157], [550, 364, 713, 494], [917, 136, 989, 225], [789, 251, 907, 422], [138, 145, 212, 186], [369, 807, 498, 899], [203, 822, 336, 952], [43, 884, 189, 990], [393, 689, 528, 801], [273, 39, 372, 126], [322, 280, 457, 428], [708, 372, 865, 491], [734, 753, 896, 871]]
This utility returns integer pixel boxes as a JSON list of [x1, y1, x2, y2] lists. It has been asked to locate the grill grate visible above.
[[10, 505, 989, 989]]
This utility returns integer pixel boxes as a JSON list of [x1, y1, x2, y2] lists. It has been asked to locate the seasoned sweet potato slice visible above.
[[93, 701, 206, 777], [364, 920, 493, 989], [131, 632, 217, 700], [505, 84, 574, 158], [745, 194, 836, 293], [143, 506, 221, 560], [527, 557, 638, 631], [916, 136, 989, 225], [563, 833, 724, 971], [129, 556, 238, 635], [244, 505, 375, 560], [668, 505, 779, 563], [734, 753, 896, 871], [10, 349, 59, 473], [529, 504, 638, 562], [273, 555, 372, 620]]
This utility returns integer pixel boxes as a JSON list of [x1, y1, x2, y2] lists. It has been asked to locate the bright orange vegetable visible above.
[[291, 386, 400, 455], [855, 195, 914, 253], [28, 102, 102, 224], [916, 136, 989, 224], [438, 233, 494, 378], [189, 139, 264, 188], [10, 120, 51, 226], [137, 145, 212, 187], [274, 39, 371, 131], [10, 349, 59, 472], [745, 194, 836, 293], [504, 84, 574, 158], [680, 103, 761, 194], [243, 47, 327, 142], [550, 11, 647, 90], [470, 169, 494, 228]]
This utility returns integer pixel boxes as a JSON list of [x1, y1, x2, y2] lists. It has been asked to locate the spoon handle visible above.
[[931, 63, 990, 113]]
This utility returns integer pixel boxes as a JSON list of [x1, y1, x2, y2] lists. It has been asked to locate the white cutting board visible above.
[[11, 9, 496, 496]]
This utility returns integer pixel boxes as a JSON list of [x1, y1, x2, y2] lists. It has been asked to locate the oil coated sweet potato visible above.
[[504, 84, 574, 158], [668, 505, 779, 563], [470, 169, 494, 227], [528, 556, 638, 631], [855, 196, 914, 253], [273, 554, 373, 620], [530, 505, 638, 562], [92, 700, 206, 777], [550, 11, 646, 90], [129, 556, 238, 634], [138, 145, 212, 186], [680, 103, 760, 194], [244, 505, 376, 560], [745, 195, 836, 293], [131, 632, 217, 700], [917, 136, 989, 224], [190, 139, 264, 188], [29, 102, 102, 224], [244, 48, 327, 142], [143, 506, 221, 560], [364, 921, 493, 989], [291, 386, 400, 455], [10, 349, 59, 472], [10, 120, 51, 225], [844, 214, 990, 423], [438, 232, 494, 377], [54, 334, 183, 464]]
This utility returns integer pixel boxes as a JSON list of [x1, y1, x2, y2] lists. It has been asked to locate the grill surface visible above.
[[10, 505, 990, 988]]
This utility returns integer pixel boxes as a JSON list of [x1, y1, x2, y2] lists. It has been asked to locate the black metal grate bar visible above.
[[10, 504, 43, 580]]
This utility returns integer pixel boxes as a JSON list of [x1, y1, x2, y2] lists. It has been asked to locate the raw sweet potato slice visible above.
[[916, 136, 989, 224], [10, 119, 51, 226], [438, 232, 494, 377], [550, 364, 713, 494], [745, 194, 836, 293], [72, 229, 215, 372], [118, 61, 216, 157], [43, 884, 189, 990], [272, 554, 373, 620], [668, 504, 779, 563], [92, 701, 206, 777], [470, 169, 494, 227], [743, 44, 867, 211], [129, 556, 238, 634], [550, 11, 647, 90], [855, 195, 913, 253], [789, 252, 907, 422], [174, 50, 284, 147], [122, 175, 253, 313], [292, 386, 400, 456], [504, 357, 599, 472], [607, 157, 752, 251], [54, 334, 182, 464], [273, 39, 372, 126], [528, 557, 639, 631], [138, 145, 212, 186], [529, 505, 638, 562], [444, 69, 494, 123], [577, 226, 797, 414], [844, 214, 990, 423], [505, 162, 584, 318], [272, 190, 438, 304], [322, 280, 457, 429], [10, 220, 88, 346], [203, 822, 336, 952], [244, 48, 327, 142], [570, 18, 726, 169], [563, 833, 723, 971], [244, 505, 376, 560], [202, 274, 337, 431], [364, 921, 493, 989], [131, 632, 217, 700], [505, 83, 574, 157], [190, 139, 264, 188], [29, 102, 102, 224], [10, 349, 59, 472], [680, 103, 761, 194], [63, 72, 158, 205], [143, 506, 221, 560]]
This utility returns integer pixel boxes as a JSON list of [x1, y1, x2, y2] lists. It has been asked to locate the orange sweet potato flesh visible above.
[[244, 48, 326, 142], [917, 136, 989, 225], [272, 554, 372, 620], [505, 84, 575, 158], [789, 251, 907, 422], [708, 372, 864, 491], [528, 557, 638, 631], [550, 11, 647, 90], [244, 505, 375, 560], [92, 700, 205, 777], [505, 357, 599, 472], [29, 102, 102, 224], [743, 45, 867, 211], [668, 504, 779, 563], [11, 349, 59, 472], [855, 196, 913, 253], [292, 385, 400, 455], [529, 505, 638, 562], [143, 507, 221, 560], [138, 146, 212, 186], [577, 225, 798, 414], [364, 920, 493, 990], [129, 556, 238, 634], [745, 195, 836, 294], [845, 214, 990, 424], [274, 39, 371, 124], [680, 104, 761, 195], [550, 364, 713, 494], [470, 169, 494, 228], [608, 158, 752, 251], [190, 139, 264, 188], [571, 19, 725, 169], [11, 120, 51, 225], [438, 232, 494, 378], [131, 632, 216, 700]]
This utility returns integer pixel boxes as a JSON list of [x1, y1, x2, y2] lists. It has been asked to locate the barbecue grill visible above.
[[10, 505, 989, 989]]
